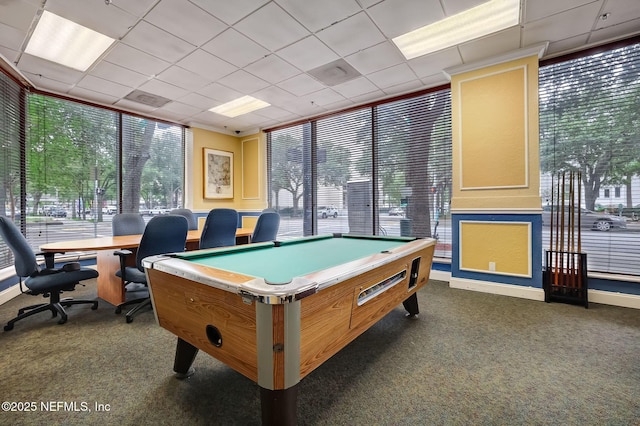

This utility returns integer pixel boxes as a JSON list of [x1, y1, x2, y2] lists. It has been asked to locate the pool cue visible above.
[[569, 171, 575, 290], [552, 173, 560, 285], [577, 172, 582, 289], [550, 174, 555, 284], [560, 172, 566, 287]]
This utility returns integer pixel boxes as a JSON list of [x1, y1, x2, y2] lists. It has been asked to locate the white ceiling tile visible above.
[[201, 29, 269, 68], [189, 0, 270, 25], [17, 54, 84, 84], [441, 0, 490, 16], [420, 73, 450, 89], [217, 70, 270, 94], [122, 21, 195, 63], [0, 21, 27, 52], [458, 27, 522, 63], [350, 89, 387, 105], [67, 86, 119, 106], [156, 66, 211, 92], [177, 49, 237, 80], [316, 12, 386, 56], [90, 61, 149, 88], [114, 98, 158, 112], [523, 3, 604, 46], [545, 33, 591, 56], [21, 71, 75, 94], [589, 18, 640, 44], [76, 74, 133, 97], [596, 0, 640, 29], [278, 73, 327, 96], [0, 46, 20, 64], [346, 41, 404, 75], [137, 79, 190, 99], [198, 82, 243, 103], [367, 0, 444, 38], [176, 92, 218, 109], [367, 63, 416, 88], [104, 43, 171, 77], [0, 0, 38, 30], [277, 36, 339, 72], [253, 85, 298, 105], [144, 0, 226, 46], [253, 105, 297, 120], [407, 47, 462, 78], [46, 0, 138, 39], [358, 0, 383, 8], [524, 0, 603, 24], [109, 0, 157, 17], [276, 0, 363, 32], [298, 88, 346, 106], [235, 3, 310, 51], [156, 101, 203, 117], [332, 77, 380, 98], [381, 78, 425, 96], [245, 55, 301, 84]]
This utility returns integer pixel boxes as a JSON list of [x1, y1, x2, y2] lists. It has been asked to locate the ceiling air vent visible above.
[[307, 59, 361, 87], [124, 90, 171, 108]]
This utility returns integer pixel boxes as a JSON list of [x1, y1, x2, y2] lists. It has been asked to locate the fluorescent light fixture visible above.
[[25, 11, 115, 71], [209, 96, 270, 118], [393, 0, 521, 60]]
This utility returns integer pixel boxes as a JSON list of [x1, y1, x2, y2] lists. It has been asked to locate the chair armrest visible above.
[[113, 249, 132, 257], [114, 249, 133, 283]]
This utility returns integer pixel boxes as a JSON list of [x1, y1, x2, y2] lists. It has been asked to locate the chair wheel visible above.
[[115, 307, 122, 314], [126, 315, 134, 323], [4, 324, 13, 331], [57, 317, 67, 325], [91, 302, 99, 310]]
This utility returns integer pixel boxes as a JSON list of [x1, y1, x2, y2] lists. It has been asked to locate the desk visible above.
[[142, 234, 435, 425], [40, 227, 254, 306]]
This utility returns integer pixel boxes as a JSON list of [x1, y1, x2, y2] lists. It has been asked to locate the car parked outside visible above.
[[318, 206, 339, 218], [389, 207, 404, 216], [48, 207, 67, 218], [102, 205, 117, 214], [542, 205, 626, 231]]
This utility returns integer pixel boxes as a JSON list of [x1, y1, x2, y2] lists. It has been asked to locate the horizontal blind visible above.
[[375, 89, 452, 257], [0, 71, 23, 269], [539, 42, 640, 275], [316, 108, 372, 235]]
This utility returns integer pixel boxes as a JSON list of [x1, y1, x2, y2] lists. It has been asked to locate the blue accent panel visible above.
[[432, 262, 451, 272], [452, 213, 543, 288]]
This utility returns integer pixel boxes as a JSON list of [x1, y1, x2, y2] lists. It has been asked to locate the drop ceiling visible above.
[[0, 0, 638, 135]]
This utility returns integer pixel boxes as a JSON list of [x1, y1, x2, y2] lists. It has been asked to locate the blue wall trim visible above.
[[452, 213, 543, 288]]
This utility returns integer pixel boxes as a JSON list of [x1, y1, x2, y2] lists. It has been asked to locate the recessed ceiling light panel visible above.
[[25, 11, 115, 71], [393, 0, 521, 60], [209, 96, 270, 118]]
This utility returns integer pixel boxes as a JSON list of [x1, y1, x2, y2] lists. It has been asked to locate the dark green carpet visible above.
[[1, 280, 639, 425]]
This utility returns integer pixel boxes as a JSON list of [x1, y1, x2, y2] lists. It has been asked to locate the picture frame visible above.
[[203, 148, 233, 199]]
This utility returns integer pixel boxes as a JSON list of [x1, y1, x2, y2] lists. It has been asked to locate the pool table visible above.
[[142, 233, 436, 425]]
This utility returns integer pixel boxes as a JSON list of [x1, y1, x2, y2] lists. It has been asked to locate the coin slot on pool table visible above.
[[206, 325, 223, 347], [357, 270, 406, 306]]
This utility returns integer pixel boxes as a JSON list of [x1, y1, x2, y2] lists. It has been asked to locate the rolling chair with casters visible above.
[[111, 213, 147, 315], [169, 208, 198, 230], [199, 208, 238, 249], [0, 216, 99, 331], [251, 211, 280, 243], [113, 215, 188, 323]]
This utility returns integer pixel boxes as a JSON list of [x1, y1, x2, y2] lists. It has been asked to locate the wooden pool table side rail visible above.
[[298, 241, 435, 379]]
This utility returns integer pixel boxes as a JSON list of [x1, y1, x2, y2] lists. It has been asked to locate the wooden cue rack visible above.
[[543, 171, 589, 308]]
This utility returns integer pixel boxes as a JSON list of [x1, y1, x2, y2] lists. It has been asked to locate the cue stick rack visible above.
[[543, 171, 589, 308]]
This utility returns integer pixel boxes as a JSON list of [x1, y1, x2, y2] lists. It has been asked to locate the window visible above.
[[0, 77, 185, 272], [267, 87, 452, 258], [540, 41, 640, 275]]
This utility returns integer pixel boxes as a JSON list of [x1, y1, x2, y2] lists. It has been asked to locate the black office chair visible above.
[[0, 216, 99, 331], [113, 215, 188, 323], [251, 211, 280, 243], [169, 208, 198, 230], [199, 208, 238, 249], [112, 213, 146, 236]]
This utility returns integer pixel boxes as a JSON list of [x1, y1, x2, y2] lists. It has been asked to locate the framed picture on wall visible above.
[[203, 148, 233, 199]]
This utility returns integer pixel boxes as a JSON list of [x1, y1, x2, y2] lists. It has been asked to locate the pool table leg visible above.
[[173, 337, 198, 379], [260, 384, 298, 426], [402, 292, 419, 318]]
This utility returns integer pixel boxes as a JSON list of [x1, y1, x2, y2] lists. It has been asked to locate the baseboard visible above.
[[429, 269, 451, 283], [0, 284, 23, 305], [588, 290, 640, 309], [449, 277, 545, 301], [448, 277, 640, 309]]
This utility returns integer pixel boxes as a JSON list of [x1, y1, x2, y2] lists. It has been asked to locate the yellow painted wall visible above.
[[451, 55, 541, 210], [460, 222, 531, 276], [190, 128, 267, 212]]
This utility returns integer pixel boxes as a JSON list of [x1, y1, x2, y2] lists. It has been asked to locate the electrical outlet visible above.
[[489, 261, 496, 272]]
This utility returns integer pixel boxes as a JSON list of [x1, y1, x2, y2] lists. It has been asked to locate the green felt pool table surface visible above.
[[175, 234, 416, 285]]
